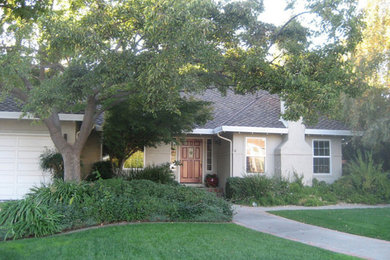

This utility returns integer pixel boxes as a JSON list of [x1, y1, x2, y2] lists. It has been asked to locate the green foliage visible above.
[[123, 164, 177, 185], [331, 152, 390, 204], [0, 0, 365, 180], [227, 153, 390, 206], [0, 199, 62, 239], [103, 97, 211, 169], [124, 151, 144, 169], [39, 149, 64, 180], [2, 179, 232, 239], [225, 174, 329, 206], [85, 161, 115, 181]]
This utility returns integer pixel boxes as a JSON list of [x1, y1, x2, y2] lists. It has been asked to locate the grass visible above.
[[0, 223, 356, 260], [270, 208, 390, 241]]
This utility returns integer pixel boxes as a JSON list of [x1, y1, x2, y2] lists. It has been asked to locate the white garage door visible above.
[[0, 134, 54, 200]]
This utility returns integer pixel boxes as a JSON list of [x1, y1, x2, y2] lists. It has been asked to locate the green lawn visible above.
[[270, 207, 390, 241], [0, 223, 356, 260]]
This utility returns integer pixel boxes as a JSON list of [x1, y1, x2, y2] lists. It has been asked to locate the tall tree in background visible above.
[[0, 0, 364, 181], [342, 0, 390, 147], [103, 97, 211, 170]]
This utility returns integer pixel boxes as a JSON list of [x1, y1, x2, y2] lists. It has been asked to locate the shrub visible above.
[[0, 199, 62, 239], [86, 161, 115, 181], [123, 164, 177, 185], [226, 153, 390, 206], [3, 178, 232, 239], [331, 152, 390, 204], [39, 149, 64, 180], [225, 175, 334, 206]]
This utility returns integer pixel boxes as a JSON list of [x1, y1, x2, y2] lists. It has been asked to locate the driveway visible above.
[[233, 205, 390, 260]]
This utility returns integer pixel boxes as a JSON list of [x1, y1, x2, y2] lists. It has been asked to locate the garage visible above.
[[0, 134, 54, 200]]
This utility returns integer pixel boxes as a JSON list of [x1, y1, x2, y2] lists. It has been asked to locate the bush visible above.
[[0, 199, 62, 239], [86, 161, 115, 181], [226, 153, 390, 206], [225, 175, 335, 206], [39, 149, 64, 180], [2, 179, 232, 239], [123, 164, 177, 185], [331, 152, 390, 204]]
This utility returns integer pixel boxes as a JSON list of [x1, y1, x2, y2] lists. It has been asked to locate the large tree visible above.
[[341, 0, 390, 146], [103, 96, 211, 169], [0, 0, 364, 181]]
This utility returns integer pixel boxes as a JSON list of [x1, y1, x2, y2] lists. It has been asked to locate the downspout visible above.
[[217, 131, 233, 178]]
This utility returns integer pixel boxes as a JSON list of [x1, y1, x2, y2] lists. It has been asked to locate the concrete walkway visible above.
[[233, 205, 390, 260]]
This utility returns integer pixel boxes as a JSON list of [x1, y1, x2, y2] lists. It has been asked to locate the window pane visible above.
[[314, 141, 330, 156], [313, 158, 330, 173], [246, 138, 265, 157], [246, 156, 265, 173]]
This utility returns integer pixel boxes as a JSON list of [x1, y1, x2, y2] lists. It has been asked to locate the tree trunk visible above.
[[62, 148, 82, 182]]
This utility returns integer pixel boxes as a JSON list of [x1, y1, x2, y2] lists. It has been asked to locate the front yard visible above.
[[270, 207, 390, 241], [0, 223, 356, 260]]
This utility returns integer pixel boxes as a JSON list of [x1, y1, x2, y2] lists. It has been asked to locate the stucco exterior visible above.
[[80, 130, 102, 178], [143, 126, 344, 189], [232, 133, 283, 179]]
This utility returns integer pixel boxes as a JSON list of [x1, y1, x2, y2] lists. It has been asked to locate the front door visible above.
[[180, 139, 202, 183]]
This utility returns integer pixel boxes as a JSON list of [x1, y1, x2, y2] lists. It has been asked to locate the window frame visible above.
[[206, 138, 213, 172], [245, 137, 266, 174], [312, 139, 332, 175]]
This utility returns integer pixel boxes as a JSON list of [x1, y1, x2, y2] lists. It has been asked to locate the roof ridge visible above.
[[220, 93, 260, 126]]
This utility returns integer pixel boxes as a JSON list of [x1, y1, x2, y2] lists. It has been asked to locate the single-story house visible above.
[[144, 89, 352, 190], [0, 89, 351, 199], [0, 97, 102, 200]]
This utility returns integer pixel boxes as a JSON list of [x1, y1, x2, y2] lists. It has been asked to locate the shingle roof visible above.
[[1, 91, 348, 131], [194, 89, 285, 129], [194, 89, 348, 131], [0, 96, 22, 112]]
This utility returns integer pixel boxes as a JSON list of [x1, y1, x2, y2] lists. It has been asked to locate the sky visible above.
[[260, 0, 368, 26]]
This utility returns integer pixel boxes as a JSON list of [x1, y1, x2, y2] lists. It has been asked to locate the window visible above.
[[246, 137, 265, 173], [206, 139, 212, 171], [313, 140, 331, 174], [170, 143, 177, 164]]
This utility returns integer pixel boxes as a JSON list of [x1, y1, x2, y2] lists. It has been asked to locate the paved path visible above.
[[233, 205, 390, 260]]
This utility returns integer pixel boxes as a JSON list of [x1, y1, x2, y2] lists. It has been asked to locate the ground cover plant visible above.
[[121, 164, 177, 185], [270, 208, 390, 241], [226, 153, 390, 206], [0, 223, 356, 260], [0, 179, 232, 240]]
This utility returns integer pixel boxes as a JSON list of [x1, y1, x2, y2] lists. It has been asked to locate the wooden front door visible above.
[[180, 139, 202, 183]]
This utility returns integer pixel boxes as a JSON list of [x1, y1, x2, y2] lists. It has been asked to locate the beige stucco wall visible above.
[[0, 119, 76, 144], [305, 136, 343, 183], [216, 133, 232, 190], [275, 121, 313, 185], [80, 131, 102, 178], [232, 133, 284, 179]]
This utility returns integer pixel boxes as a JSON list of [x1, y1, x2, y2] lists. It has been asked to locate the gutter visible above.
[[216, 131, 233, 178]]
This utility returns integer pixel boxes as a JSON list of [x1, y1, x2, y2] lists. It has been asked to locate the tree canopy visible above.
[[0, 0, 365, 181], [341, 0, 390, 147], [103, 96, 211, 169]]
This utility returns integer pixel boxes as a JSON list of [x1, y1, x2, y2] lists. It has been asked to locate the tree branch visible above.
[[266, 11, 312, 53]]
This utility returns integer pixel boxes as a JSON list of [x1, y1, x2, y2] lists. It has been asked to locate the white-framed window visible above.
[[313, 140, 331, 174], [246, 137, 266, 173], [206, 138, 212, 171]]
